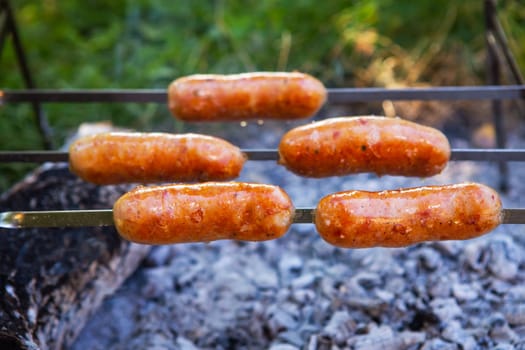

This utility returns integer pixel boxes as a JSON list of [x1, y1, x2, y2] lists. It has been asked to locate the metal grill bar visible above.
[[502, 209, 525, 224], [0, 209, 115, 228], [327, 85, 525, 103], [2, 208, 525, 228], [3, 148, 525, 163], [0, 89, 167, 104], [1, 85, 524, 104]]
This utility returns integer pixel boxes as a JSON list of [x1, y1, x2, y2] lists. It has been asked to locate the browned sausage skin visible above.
[[315, 183, 502, 248], [278, 116, 451, 178], [113, 182, 295, 245], [69, 132, 246, 185], [168, 72, 327, 121]]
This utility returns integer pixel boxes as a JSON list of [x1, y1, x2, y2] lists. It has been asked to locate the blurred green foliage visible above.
[[0, 0, 523, 191]]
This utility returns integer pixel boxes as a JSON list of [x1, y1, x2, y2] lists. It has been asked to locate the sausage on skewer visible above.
[[113, 182, 295, 245], [168, 72, 327, 121], [278, 116, 451, 178], [314, 183, 502, 248], [69, 132, 246, 185]]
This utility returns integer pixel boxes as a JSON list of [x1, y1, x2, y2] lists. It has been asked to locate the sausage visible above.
[[69, 132, 246, 185], [113, 182, 295, 245], [167, 72, 327, 121], [278, 116, 451, 178], [314, 183, 502, 248]]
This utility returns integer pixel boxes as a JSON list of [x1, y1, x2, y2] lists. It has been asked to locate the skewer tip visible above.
[[0, 212, 23, 229]]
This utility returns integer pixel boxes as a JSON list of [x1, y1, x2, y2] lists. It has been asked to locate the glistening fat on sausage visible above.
[[113, 182, 295, 245], [168, 72, 327, 121], [314, 183, 502, 248], [69, 132, 246, 185], [278, 116, 451, 178]]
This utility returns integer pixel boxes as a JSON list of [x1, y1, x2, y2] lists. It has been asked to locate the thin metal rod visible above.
[[485, 0, 508, 192], [502, 209, 525, 224], [243, 149, 279, 161], [0, 2, 8, 56], [0, 209, 115, 228], [489, 0, 525, 85], [1, 208, 524, 229], [449, 149, 525, 161], [1, 89, 167, 103], [0, 208, 314, 228], [327, 85, 525, 103], [293, 208, 314, 224], [2, 86, 525, 104], [2, 0, 54, 149], [3, 148, 525, 163], [0, 150, 69, 162]]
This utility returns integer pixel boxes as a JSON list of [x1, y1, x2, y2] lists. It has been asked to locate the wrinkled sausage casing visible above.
[[69, 132, 246, 185], [315, 183, 502, 248], [113, 182, 295, 245], [278, 116, 451, 178], [168, 72, 327, 121]]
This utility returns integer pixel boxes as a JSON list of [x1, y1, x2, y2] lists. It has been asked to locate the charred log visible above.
[[0, 164, 150, 350]]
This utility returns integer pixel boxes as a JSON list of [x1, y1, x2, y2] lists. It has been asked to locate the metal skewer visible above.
[[0, 208, 523, 229], [2, 148, 525, 163], [2, 86, 525, 104], [0, 208, 314, 228], [0, 210, 115, 228]]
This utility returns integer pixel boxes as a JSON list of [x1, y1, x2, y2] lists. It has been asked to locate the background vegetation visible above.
[[1, 0, 524, 191]]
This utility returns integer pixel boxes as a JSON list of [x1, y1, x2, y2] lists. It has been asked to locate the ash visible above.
[[73, 121, 525, 350]]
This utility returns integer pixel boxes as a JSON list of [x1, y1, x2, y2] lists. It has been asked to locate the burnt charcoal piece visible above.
[[0, 164, 151, 350], [408, 309, 440, 331]]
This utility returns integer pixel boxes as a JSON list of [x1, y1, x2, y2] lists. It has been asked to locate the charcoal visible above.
[[241, 255, 279, 289], [265, 304, 299, 335], [291, 274, 317, 289], [175, 336, 199, 350], [321, 310, 354, 345], [346, 325, 399, 350], [451, 283, 479, 302], [143, 246, 173, 267], [441, 321, 477, 350], [507, 285, 525, 300], [417, 247, 443, 271], [491, 280, 512, 295], [428, 275, 454, 298], [503, 304, 525, 326], [291, 289, 316, 304], [306, 335, 319, 350], [277, 330, 304, 347], [278, 254, 303, 280], [430, 298, 463, 323], [464, 240, 491, 272], [65, 124, 525, 349], [268, 344, 299, 350], [398, 331, 427, 348], [487, 237, 521, 280], [420, 338, 459, 350]]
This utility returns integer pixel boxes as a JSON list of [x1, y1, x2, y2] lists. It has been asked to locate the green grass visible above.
[[1, 0, 523, 191]]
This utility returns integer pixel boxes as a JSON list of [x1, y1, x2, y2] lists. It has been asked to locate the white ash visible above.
[[73, 123, 525, 349]]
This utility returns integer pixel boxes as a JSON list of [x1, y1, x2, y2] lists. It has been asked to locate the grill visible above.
[[2, 1, 525, 349]]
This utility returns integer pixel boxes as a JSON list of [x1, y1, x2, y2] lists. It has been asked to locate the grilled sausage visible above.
[[113, 182, 295, 245], [168, 72, 327, 121], [314, 183, 502, 248], [69, 132, 246, 185], [278, 116, 451, 178]]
